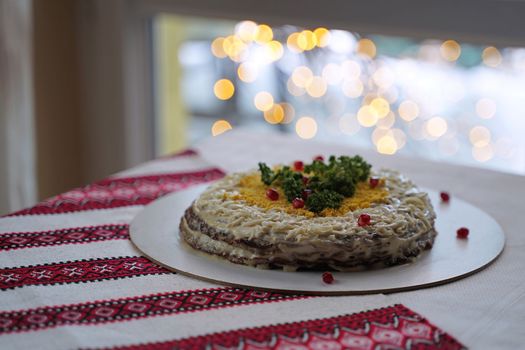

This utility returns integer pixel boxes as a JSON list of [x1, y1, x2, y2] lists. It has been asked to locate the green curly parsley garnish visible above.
[[258, 155, 372, 213], [305, 189, 344, 213], [258, 164, 303, 201], [258, 162, 276, 186]]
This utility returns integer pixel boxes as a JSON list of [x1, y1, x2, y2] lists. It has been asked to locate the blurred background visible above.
[[163, 17, 524, 171], [1, 0, 525, 214]]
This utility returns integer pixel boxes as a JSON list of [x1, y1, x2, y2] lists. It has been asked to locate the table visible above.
[[1, 129, 523, 349]]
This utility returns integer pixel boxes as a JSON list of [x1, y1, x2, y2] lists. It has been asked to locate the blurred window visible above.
[[155, 16, 525, 174]]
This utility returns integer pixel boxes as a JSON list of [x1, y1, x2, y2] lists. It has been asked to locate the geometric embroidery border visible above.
[[0, 225, 129, 251], [8, 168, 225, 217], [103, 304, 465, 350], [0, 288, 307, 334], [0, 256, 169, 290]]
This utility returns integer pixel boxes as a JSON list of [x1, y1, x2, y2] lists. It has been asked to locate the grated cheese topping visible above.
[[231, 173, 388, 217], [194, 169, 435, 244]]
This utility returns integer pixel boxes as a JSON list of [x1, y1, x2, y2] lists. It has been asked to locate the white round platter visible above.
[[130, 183, 505, 295]]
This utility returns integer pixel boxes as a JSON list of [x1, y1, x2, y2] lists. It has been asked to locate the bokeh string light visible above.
[[213, 79, 235, 100], [235, 20, 258, 42], [205, 20, 517, 170], [264, 104, 284, 124], [356, 38, 377, 59], [440, 40, 461, 62], [482, 47, 502, 67], [211, 120, 232, 136], [369, 98, 390, 119], [314, 28, 331, 48], [279, 103, 296, 124], [297, 30, 317, 51], [398, 100, 419, 121], [469, 126, 491, 147], [296, 117, 318, 139], [292, 66, 314, 88], [237, 62, 259, 83], [476, 98, 496, 119], [357, 105, 379, 127], [211, 37, 227, 58], [305, 76, 328, 98], [254, 91, 274, 111], [286, 32, 303, 53], [426, 117, 448, 138], [255, 24, 273, 44]]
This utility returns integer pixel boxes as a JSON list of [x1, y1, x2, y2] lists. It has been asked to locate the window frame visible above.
[[78, 0, 525, 183]]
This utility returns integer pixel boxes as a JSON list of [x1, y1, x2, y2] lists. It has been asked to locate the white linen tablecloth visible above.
[[195, 130, 525, 349], [0, 129, 522, 349]]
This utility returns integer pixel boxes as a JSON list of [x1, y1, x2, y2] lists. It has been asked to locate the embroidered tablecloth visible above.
[[1, 130, 523, 349]]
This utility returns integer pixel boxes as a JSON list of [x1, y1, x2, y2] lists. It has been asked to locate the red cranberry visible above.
[[440, 192, 450, 202], [302, 176, 309, 186], [292, 198, 305, 209], [313, 155, 324, 162], [358, 214, 371, 227], [369, 178, 379, 188], [322, 272, 334, 284], [266, 188, 279, 201], [457, 227, 469, 239], [293, 161, 304, 172], [302, 189, 312, 200]]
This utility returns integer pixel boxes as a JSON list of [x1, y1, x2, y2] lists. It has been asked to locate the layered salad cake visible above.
[[179, 155, 436, 271]]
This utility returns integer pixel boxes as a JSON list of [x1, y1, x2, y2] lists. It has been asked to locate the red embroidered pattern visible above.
[[8, 168, 224, 216], [108, 304, 464, 350], [0, 256, 169, 290], [0, 225, 129, 251], [0, 288, 305, 333]]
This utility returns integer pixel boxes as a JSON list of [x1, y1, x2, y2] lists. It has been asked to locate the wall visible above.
[[33, 0, 83, 200]]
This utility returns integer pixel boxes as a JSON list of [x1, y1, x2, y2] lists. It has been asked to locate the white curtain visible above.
[[0, 0, 36, 215]]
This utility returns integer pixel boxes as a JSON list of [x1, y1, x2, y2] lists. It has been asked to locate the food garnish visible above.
[[457, 227, 469, 239], [265, 188, 279, 201], [322, 272, 334, 284], [258, 155, 373, 213], [358, 214, 371, 227]]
